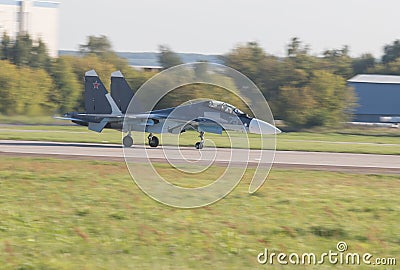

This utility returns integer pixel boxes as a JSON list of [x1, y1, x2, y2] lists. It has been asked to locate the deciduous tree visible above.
[[158, 45, 182, 69]]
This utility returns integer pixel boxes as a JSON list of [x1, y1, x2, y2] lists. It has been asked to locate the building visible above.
[[0, 0, 60, 57], [131, 65, 163, 72], [347, 74, 400, 122], [116, 52, 223, 71]]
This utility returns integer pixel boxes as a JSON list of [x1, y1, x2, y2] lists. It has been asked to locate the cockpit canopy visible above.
[[208, 100, 245, 115]]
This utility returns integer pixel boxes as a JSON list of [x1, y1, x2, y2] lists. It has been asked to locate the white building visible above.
[[0, 0, 60, 57]]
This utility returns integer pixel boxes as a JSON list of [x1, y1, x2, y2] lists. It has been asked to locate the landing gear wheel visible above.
[[195, 131, 205, 149], [195, 142, 204, 149], [123, 135, 133, 147], [148, 136, 159, 147]]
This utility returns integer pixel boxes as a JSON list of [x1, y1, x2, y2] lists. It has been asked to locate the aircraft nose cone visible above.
[[249, 118, 281, 135]]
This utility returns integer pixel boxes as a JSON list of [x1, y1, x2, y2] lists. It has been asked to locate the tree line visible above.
[[0, 34, 154, 116], [2, 34, 400, 129]]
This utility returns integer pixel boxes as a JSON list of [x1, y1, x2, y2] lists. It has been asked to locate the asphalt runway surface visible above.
[[1, 140, 400, 174]]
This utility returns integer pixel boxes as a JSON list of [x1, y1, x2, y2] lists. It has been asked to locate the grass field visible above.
[[0, 157, 399, 269], [1, 124, 400, 155]]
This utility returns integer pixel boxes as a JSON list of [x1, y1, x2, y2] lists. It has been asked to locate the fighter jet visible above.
[[58, 70, 281, 149]]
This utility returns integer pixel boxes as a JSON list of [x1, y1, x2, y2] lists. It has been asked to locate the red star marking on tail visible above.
[[93, 81, 100, 89]]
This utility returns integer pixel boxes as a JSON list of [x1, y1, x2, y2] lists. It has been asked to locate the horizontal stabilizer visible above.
[[88, 119, 109, 132], [53, 116, 86, 122]]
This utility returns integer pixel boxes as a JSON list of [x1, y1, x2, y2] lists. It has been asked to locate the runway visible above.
[[1, 140, 400, 174]]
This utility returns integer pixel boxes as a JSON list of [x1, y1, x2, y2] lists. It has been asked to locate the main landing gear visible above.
[[148, 133, 159, 148], [124, 132, 201, 149], [123, 132, 133, 148], [123, 132, 160, 148], [195, 131, 204, 150]]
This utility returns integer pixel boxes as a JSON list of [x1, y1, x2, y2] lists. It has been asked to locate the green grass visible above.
[[277, 132, 400, 154], [0, 157, 399, 269], [1, 124, 400, 154]]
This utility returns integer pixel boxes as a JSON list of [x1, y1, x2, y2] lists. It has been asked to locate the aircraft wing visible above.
[[75, 113, 166, 120], [125, 114, 224, 135], [61, 112, 230, 135]]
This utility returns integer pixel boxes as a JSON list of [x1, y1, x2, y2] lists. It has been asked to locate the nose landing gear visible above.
[[195, 131, 204, 149], [148, 133, 159, 147]]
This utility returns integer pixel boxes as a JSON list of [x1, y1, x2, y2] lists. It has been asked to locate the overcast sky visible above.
[[59, 0, 400, 57]]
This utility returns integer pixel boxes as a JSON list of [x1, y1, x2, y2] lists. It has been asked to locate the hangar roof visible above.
[[348, 74, 400, 84]]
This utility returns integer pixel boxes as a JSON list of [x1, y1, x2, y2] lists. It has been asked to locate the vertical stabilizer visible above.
[[84, 70, 112, 114], [111, 71, 134, 113]]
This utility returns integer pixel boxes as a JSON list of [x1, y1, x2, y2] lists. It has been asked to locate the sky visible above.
[[59, 0, 400, 57]]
